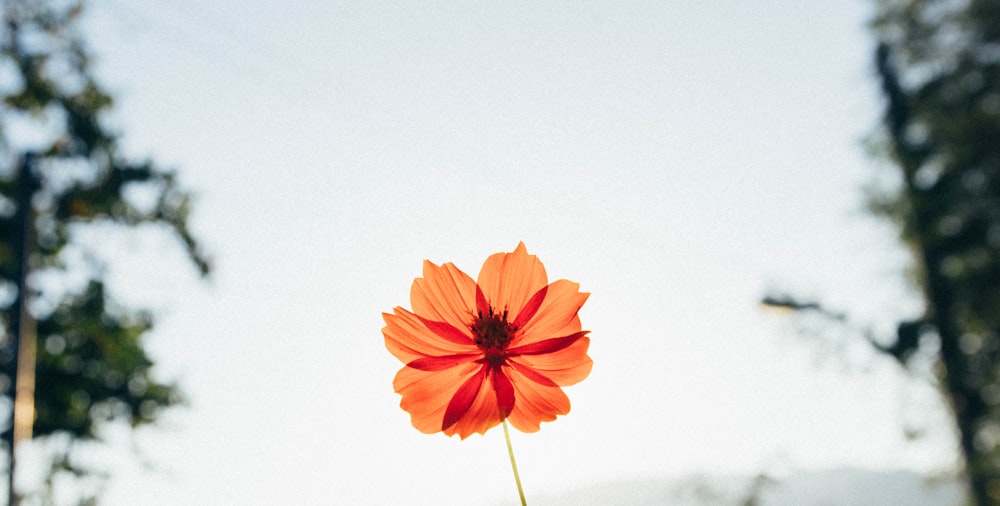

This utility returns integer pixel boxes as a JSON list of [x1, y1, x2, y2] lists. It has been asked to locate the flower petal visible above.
[[442, 364, 489, 433], [475, 285, 489, 317], [504, 363, 571, 433], [477, 242, 548, 317], [511, 285, 547, 330], [512, 279, 589, 347], [415, 315, 477, 346], [383, 309, 477, 365], [411, 260, 477, 333], [394, 361, 482, 435], [407, 354, 482, 371], [445, 367, 504, 438], [493, 366, 515, 419], [509, 336, 593, 386], [507, 359, 558, 387], [507, 331, 589, 356]]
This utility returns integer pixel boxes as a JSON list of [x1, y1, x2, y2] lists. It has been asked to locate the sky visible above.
[[14, 1, 965, 504]]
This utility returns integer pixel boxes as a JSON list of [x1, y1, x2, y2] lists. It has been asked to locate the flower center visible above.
[[472, 307, 514, 352]]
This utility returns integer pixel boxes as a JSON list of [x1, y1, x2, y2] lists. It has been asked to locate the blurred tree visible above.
[[870, 0, 1000, 504], [0, 0, 209, 503], [768, 1, 1000, 505]]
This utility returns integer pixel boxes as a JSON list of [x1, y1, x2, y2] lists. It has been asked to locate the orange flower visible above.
[[382, 242, 592, 439]]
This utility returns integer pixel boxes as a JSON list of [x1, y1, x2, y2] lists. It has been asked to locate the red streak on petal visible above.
[[511, 285, 547, 330], [508, 360, 558, 387], [507, 331, 589, 356], [475, 285, 490, 316], [442, 364, 488, 432], [406, 354, 482, 371], [416, 315, 475, 346], [493, 366, 515, 419]]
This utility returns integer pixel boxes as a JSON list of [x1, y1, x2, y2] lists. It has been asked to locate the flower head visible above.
[[383, 242, 592, 439]]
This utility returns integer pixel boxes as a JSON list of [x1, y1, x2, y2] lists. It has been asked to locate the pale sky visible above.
[[18, 1, 962, 504]]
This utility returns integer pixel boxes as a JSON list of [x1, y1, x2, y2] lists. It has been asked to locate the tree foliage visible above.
[[869, 0, 1000, 504], [0, 0, 208, 500], [766, 1, 1000, 504]]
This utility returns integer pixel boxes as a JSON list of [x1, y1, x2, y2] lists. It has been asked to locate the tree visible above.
[[0, 0, 209, 503], [769, 1, 1000, 505], [870, 1, 1000, 504]]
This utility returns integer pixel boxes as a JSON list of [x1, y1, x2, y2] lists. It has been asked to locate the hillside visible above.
[[523, 468, 964, 506]]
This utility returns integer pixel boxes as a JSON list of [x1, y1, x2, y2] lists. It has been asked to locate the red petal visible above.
[[507, 360, 558, 387], [504, 369, 571, 433], [394, 362, 481, 435], [410, 261, 477, 333], [477, 242, 548, 318], [416, 315, 474, 346], [493, 367, 515, 419], [442, 364, 488, 432], [407, 354, 481, 371], [510, 280, 588, 348], [507, 331, 589, 356], [383, 309, 477, 365], [510, 336, 593, 386], [476, 285, 490, 317], [511, 285, 547, 330]]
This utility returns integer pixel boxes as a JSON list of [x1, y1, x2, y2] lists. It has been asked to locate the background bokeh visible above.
[[9, 1, 965, 504]]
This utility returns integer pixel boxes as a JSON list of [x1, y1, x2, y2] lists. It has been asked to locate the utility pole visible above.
[[6, 153, 37, 506]]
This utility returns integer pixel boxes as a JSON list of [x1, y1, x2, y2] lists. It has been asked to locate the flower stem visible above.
[[502, 419, 527, 506]]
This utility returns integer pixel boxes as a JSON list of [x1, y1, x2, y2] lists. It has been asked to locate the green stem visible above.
[[502, 419, 527, 506]]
